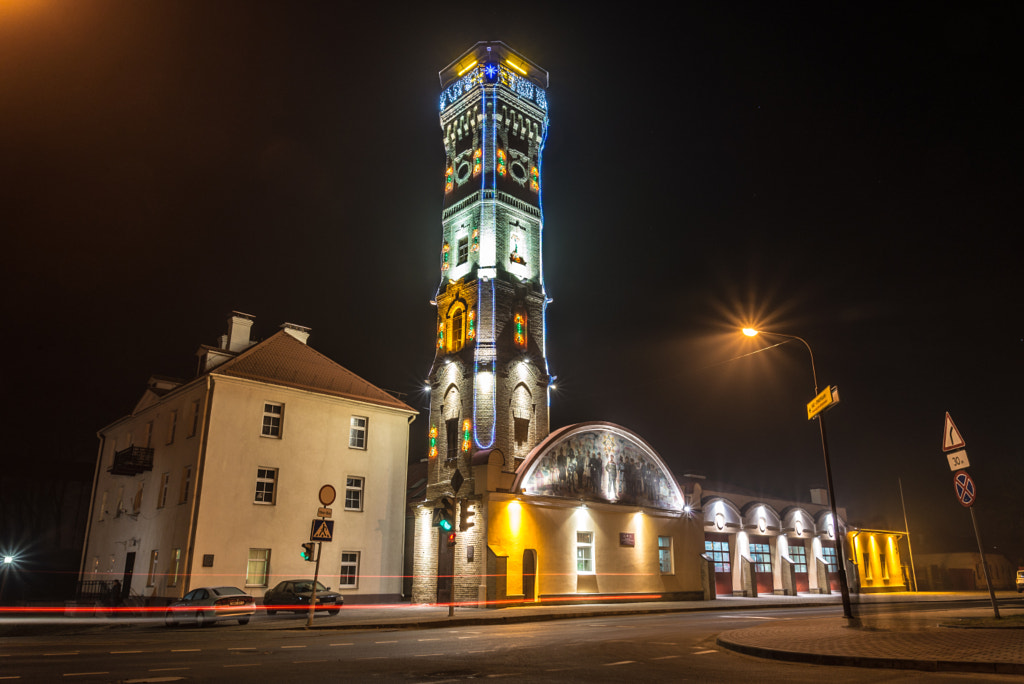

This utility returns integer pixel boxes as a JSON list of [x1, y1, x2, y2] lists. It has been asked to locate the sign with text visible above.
[[806, 385, 840, 420], [946, 449, 970, 472], [619, 532, 635, 547]]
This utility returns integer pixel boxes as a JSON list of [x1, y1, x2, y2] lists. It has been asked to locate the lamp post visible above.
[[742, 328, 854, 621], [1, 555, 13, 605]]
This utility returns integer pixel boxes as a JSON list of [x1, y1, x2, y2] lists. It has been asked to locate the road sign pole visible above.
[[306, 541, 323, 628], [818, 413, 855, 622], [969, 507, 1000, 619]]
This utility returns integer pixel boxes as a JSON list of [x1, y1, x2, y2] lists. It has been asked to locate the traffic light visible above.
[[459, 501, 475, 532], [300, 542, 315, 562], [447, 531, 457, 548], [438, 496, 455, 532]]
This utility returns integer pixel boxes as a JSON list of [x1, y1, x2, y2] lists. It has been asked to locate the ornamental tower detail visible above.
[[415, 42, 552, 604]]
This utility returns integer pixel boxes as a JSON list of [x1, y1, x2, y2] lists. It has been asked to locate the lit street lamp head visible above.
[[742, 328, 759, 337]]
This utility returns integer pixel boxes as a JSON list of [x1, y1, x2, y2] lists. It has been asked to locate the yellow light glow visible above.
[[742, 328, 759, 337], [457, 60, 478, 76], [508, 500, 522, 536], [505, 57, 527, 75]]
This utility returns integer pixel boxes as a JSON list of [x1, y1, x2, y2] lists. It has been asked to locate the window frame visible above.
[[157, 473, 169, 509], [788, 542, 808, 573], [658, 535, 673, 574], [339, 551, 360, 589], [168, 548, 182, 587], [749, 542, 771, 573], [261, 402, 284, 438], [147, 549, 159, 587], [344, 476, 364, 512], [348, 416, 368, 450], [245, 548, 271, 588], [179, 466, 192, 505], [166, 410, 177, 445], [576, 531, 595, 574], [254, 467, 278, 505], [821, 544, 839, 573], [188, 399, 201, 438]]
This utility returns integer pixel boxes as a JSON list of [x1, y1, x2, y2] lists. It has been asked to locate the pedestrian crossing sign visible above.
[[310, 519, 334, 542]]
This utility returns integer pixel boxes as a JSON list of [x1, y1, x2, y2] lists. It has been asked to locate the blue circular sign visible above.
[[953, 470, 976, 508]]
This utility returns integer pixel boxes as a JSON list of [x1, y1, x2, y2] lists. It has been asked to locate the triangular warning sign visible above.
[[943, 412, 966, 452]]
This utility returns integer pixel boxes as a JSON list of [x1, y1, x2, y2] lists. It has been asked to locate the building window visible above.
[[168, 548, 181, 587], [246, 548, 270, 587], [445, 417, 460, 461], [255, 467, 277, 504], [132, 482, 144, 514], [189, 400, 201, 437], [349, 416, 367, 449], [457, 237, 469, 265], [339, 551, 360, 588], [789, 543, 808, 573], [704, 539, 731, 572], [345, 477, 364, 511], [147, 550, 159, 587], [262, 402, 283, 438], [658, 536, 673, 574], [822, 545, 839, 573], [576, 531, 594, 574], [143, 421, 153, 448], [179, 466, 192, 504], [862, 552, 873, 580], [158, 473, 169, 508], [750, 543, 771, 573], [879, 552, 888, 580], [98, 491, 108, 521], [166, 410, 177, 444]]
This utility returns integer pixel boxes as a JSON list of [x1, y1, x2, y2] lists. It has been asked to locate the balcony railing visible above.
[[108, 446, 154, 476]]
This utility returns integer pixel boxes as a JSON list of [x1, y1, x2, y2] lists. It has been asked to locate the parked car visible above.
[[263, 580, 343, 615], [165, 586, 256, 627], [1016, 568, 1024, 593]]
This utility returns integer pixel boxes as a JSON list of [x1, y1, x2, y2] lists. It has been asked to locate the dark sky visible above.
[[3, 2, 1021, 561]]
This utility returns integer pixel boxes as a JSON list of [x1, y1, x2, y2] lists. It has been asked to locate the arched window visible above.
[[446, 302, 467, 353]]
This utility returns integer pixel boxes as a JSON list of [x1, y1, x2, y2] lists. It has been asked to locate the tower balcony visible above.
[[108, 446, 155, 476]]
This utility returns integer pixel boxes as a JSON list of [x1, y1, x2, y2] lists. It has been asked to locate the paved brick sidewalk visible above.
[[717, 606, 1024, 675]]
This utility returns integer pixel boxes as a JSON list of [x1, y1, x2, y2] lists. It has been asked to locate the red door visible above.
[[748, 536, 773, 595], [789, 542, 809, 593], [704, 534, 732, 596]]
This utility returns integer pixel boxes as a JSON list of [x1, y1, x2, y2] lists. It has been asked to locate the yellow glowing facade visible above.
[[848, 529, 907, 593]]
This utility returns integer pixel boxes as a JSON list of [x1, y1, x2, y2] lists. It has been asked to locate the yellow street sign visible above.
[[807, 385, 840, 420]]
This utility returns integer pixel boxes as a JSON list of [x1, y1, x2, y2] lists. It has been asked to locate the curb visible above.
[[715, 634, 1024, 676]]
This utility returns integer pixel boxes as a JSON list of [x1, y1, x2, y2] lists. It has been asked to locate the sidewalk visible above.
[[716, 595, 1024, 676]]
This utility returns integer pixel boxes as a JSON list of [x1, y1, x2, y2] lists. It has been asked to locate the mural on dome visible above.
[[520, 428, 684, 510]]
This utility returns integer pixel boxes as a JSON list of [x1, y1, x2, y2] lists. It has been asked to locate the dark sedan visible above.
[[164, 586, 256, 627], [264, 580, 343, 615]]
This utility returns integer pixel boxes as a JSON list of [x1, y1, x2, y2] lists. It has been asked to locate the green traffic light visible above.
[[439, 519, 452, 531]]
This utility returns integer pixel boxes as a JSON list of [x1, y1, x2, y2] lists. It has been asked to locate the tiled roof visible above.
[[213, 331, 415, 413]]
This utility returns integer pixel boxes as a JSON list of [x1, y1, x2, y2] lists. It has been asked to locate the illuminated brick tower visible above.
[[414, 42, 552, 604]]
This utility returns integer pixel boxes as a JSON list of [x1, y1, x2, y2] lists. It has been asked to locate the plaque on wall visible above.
[[620, 533, 635, 547]]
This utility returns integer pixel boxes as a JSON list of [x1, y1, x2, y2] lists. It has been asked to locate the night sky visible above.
[[3, 3, 1021, 563]]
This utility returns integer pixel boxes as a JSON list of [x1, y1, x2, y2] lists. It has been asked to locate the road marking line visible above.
[[375, 640, 398, 644], [292, 660, 328, 663], [693, 649, 717, 655], [604, 661, 635, 666], [228, 647, 256, 651], [171, 649, 200, 652], [223, 663, 260, 668], [330, 643, 353, 646], [457, 636, 475, 639], [418, 638, 441, 641], [63, 673, 109, 677], [653, 655, 681, 660], [111, 650, 143, 654], [357, 657, 387, 660], [0, 676, 20, 680], [416, 653, 445, 657], [650, 642, 676, 645], [45, 653, 80, 656], [281, 645, 306, 649], [149, 667, 190, 671]]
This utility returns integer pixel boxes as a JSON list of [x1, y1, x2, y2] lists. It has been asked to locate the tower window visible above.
[[446, 418, 459, 461], [457, 237, 469, 265]]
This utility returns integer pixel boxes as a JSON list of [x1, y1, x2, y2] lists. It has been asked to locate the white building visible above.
[[79, 313, 416, 605]]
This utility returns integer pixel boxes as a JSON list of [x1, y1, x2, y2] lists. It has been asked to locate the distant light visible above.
[[742, 328, 759, 337], [424, 382, 431, 392], [550, 384, 557, 391], [2, 556, 12, 565]]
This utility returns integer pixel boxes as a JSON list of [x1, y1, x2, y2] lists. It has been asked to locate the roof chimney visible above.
[[226, 311, 255, 352], [281, 322, 311, 344], [810, 488, 829, 505]]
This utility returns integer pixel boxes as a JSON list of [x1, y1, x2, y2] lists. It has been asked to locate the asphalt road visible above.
[[1, 603, 1019, 682]]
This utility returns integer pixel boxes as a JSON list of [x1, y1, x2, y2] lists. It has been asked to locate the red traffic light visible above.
[[446, 531, 457, 548]]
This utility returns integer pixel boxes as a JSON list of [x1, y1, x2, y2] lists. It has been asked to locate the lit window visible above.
[[457, 237, 469, 265], [704, 539, 731, 572], [576, 531, 594, 574], [147, 550, 159, 587], [822, 545, 838, 573], [168, 548, 181, 587], [345, 476, 364, 511], [255, 467, 277, 504], [658, 536, 673, 574], [879, 552, 888, 580], [789, 543, 807, 573], [157, 473, 169, 509], [246, 548, 270, 587], [750, 543, 771, 573], [862, 552, 873, 580], [179, 466, 192, 504], [349, 416, 368, 449], [262, 402, 283, 437], [339, 551, 360, 588]]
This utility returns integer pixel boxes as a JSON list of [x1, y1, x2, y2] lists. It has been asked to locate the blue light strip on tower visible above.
[[472, 81, 496, 450]]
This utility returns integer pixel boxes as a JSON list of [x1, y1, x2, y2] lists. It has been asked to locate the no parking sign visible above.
[[953, 470, 977, 508]]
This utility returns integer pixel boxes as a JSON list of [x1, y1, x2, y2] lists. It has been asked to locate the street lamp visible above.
[[1, 555, 14, 605], [742, 328, 854, 621]]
